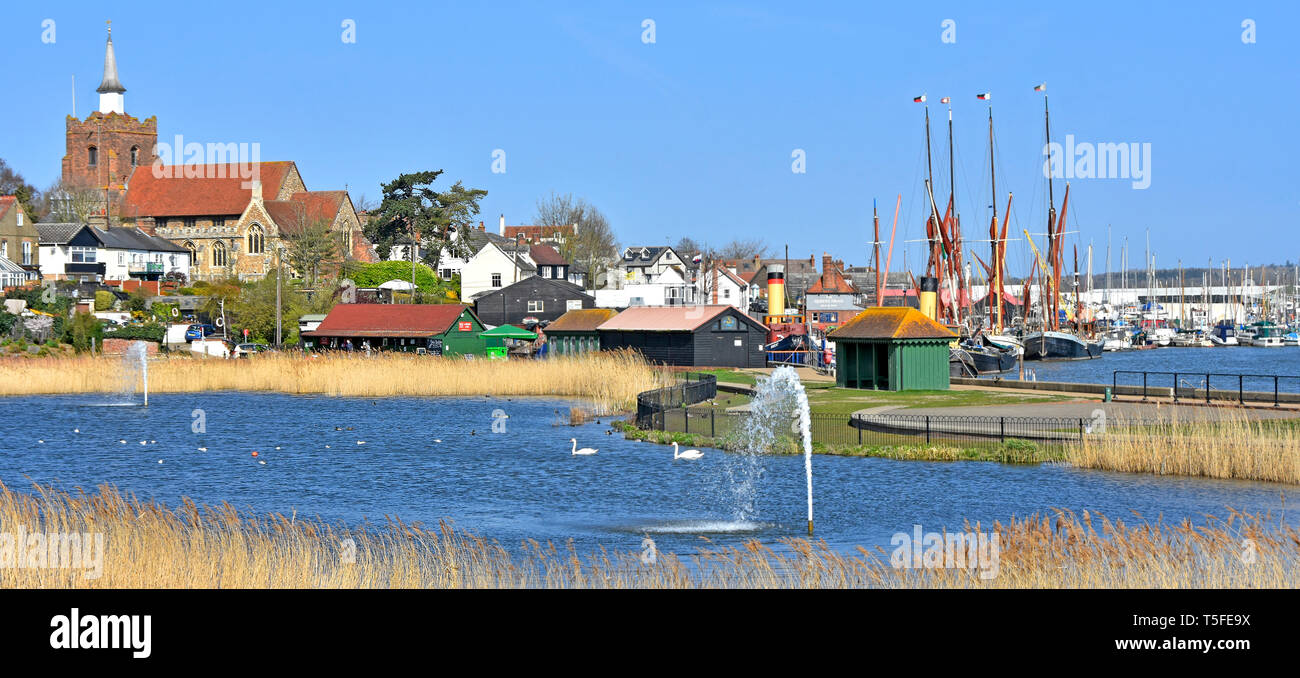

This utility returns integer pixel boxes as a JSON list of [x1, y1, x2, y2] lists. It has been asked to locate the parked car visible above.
[[184, 324, 217, 342], [234, 343, 274, 358]]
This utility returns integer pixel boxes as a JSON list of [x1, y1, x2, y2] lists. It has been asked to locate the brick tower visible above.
[[61, 22, 156, 227]]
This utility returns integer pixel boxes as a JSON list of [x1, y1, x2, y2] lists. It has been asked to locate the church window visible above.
[[212, 240, 227, 267], [88, 147, 98, 166], [247, 224, 265, 255]]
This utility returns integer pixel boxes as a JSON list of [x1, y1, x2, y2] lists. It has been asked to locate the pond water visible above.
[[1, 392, 1294, 555], [1004, 345, 1300, 393]]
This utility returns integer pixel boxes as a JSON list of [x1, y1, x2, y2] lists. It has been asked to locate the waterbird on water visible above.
[[672, 442, 703, 460], [570, 438, 598, 456], [118, 440, 127, 444], [197, 447, 207, 452], [356, 441, 366, 445]]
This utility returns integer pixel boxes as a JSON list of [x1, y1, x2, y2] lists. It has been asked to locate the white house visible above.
[[693, 263, 753, 310], [460, 241, 536, 301], [594, 265, 695, 308], [610, 246, 687, 287], [37, 223, 191, 283]]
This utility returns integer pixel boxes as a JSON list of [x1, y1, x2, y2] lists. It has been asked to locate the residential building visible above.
[[36, 222, 190, 283], [528, 244, 585, 288], [0, 196, 39, 280], [473, 276, 596, 328], [610, 246, 687, 287], [594, 265, 695, 308], [694, 263, 754, 310], [460, 241, 537, 301]]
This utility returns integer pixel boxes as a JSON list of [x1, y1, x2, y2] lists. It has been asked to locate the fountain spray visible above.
[[767, 366, 813, 534]]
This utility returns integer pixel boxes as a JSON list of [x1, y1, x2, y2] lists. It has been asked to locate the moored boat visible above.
[[1022, 330, 1103, 360]]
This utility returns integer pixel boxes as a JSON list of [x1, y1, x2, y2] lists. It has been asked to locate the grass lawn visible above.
[[804, 387, 1076, 415], [688, 369, 1079, 415]]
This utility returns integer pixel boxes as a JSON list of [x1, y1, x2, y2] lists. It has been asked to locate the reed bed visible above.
[[2, 482, 1295, 588], [1069, 411, 1300, 484], [0, 350, 666, 415]]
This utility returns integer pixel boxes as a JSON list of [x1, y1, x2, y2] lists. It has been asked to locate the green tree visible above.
[[0, 158, 41, 221], [278, 205, 343, 289], [68, 312, 103, 353], [365, 171, 487, 270]]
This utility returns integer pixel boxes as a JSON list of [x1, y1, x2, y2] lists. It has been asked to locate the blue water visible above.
[[0, 392, 1295, 555], [1011, 345, 1300, 393]]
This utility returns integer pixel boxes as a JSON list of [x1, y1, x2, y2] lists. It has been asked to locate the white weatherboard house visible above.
[[37, 223, 190, 282], [460, 241, 536, 301]]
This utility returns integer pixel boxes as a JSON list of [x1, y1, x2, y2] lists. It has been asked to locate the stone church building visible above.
[[60, 24, 374, 281]]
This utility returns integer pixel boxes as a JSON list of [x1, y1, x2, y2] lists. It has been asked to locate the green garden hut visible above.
[[544, 308, 618, 356], [827, 307, 956, 390]]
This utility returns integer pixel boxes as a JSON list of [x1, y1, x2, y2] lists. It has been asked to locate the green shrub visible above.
[[69, 312, 104, 353], [94, 290, 116, 311], [104, 322, 165, 342]]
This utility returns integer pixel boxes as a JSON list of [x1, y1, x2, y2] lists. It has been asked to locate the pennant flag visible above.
[[940, 96, 951, 104], [976, 92, 991, 100], [913, 94, 926, 103], [1034, 83, 1046, 92]]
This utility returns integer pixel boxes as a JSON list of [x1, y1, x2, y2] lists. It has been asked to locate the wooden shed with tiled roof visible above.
[[545, 308, 618, 356], [827, 307, 956, 390]]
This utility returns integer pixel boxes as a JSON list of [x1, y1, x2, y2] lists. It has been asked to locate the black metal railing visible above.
[[635, 372, 718, 428], [643, 407, 1137, 452], [1113, 370, 1300, 407]]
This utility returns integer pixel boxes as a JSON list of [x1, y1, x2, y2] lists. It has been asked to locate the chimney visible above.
[[499, 214, 505, 236], [822, 252, 833, 287]]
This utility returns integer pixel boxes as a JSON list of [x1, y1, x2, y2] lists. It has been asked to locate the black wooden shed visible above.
[[596, 305, 767, 367]]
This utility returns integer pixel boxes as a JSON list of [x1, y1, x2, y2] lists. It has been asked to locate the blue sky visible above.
[[3, 1, 1297, 278]]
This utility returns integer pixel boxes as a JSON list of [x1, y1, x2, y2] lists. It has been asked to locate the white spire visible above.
[[97, 21, 126, 114]]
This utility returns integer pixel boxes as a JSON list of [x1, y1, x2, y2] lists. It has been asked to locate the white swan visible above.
[[570, 438, 598, 456], [672, 442, 703, 460]]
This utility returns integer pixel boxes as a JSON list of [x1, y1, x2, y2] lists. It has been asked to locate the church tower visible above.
[[61, 21, 157, 228]]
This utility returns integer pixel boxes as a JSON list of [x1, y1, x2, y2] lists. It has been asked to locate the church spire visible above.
[[96, 21, 126, 114]]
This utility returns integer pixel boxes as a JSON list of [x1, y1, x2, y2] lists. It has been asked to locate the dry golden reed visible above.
[[1069, 410, 1300, 484], [2, 483, 1294, 589], [0, 350, 666, 415]]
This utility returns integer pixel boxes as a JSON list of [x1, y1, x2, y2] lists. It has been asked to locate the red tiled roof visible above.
[[528, 244, 567, 266], [504, 224, 574, 242], [265, 191, 346, 235], [122, 161, 295, 217], [304, 304, 471, 337], [597, 305, 762, 332]]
